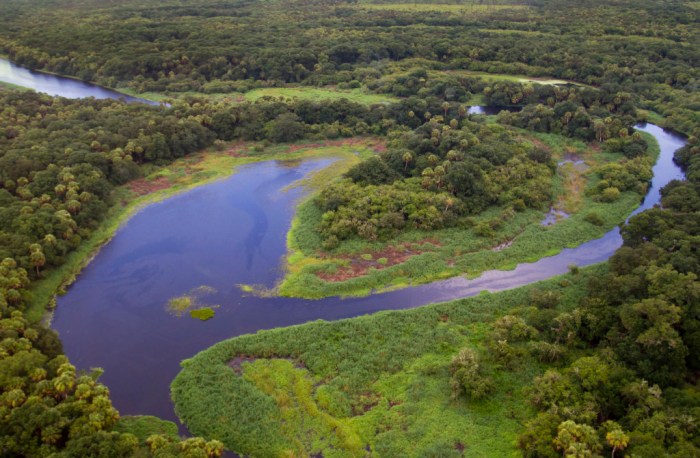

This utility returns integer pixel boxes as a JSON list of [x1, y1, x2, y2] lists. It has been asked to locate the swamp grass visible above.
[[172, 265, 602, 457]]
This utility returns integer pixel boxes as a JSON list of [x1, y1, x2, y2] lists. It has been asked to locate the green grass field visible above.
[[172, 265, 601, 457], [243, 87, 398, 104], [118, 86, 398, 105], [434, 69, 592, 87]]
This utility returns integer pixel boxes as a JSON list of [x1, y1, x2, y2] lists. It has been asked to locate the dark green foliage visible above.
[[0, 0, 697, 456], [1, 0, 697, 136], [584, 212, 605, 226], [315, 119, 553, 244], [345, 156, 400, 185], [264, 113, 305, 143]]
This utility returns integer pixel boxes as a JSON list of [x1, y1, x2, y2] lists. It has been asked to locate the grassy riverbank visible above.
[[172, 264, 602, 457], [0, 80, 32, 92], [27, 138, 384, 323], [277, 131, 659, 299]]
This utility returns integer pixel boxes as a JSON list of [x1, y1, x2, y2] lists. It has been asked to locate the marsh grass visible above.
[[167, 285, 218, 318], [167, 296, 194, 316], [172, 266, 601, 457]]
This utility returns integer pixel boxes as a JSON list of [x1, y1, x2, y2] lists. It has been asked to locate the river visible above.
[[0, 58, 159, 104], [49, 123, 685, 426], [0, 58, 686, 429]]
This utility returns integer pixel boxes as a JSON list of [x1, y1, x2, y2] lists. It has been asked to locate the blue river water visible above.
[[0, 58, 159, 104]]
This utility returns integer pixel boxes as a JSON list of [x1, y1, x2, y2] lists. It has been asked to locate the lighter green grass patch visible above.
[[243, 87, 398, 105]]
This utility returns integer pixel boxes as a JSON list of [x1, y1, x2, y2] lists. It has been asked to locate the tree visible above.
[[28, 244, 45, 277], [553, 421, 602, 458], [264, 113, 304, 143], [402, 151, 413, 171], [449, 348, 493, 401], [605, 429, 629, 458]]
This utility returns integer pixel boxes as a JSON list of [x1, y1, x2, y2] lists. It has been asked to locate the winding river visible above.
[[1, 60, 687, 428]]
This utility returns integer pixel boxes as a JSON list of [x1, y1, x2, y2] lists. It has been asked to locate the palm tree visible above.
[[442, 101, 450, 117], [29, 244, 46, 277], [444, 197, 454, 213], [606, 429, 629, 458], [402, 152, 413, 171]]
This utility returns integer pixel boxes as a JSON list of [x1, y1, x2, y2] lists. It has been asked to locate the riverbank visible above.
[[28, 138, 382, 323], [0, 80, 31, 91], [277, 130, 660, 299]]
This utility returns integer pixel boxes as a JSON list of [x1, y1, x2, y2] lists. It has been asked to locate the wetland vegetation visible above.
[[0, 0, 698, 456]]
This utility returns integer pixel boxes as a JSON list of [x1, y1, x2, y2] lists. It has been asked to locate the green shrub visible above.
[[449, 348, 493, 401], [583, 212, 605, 226]]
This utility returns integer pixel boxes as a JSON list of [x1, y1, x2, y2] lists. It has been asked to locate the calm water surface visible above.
[[0, 58, 158, 104]]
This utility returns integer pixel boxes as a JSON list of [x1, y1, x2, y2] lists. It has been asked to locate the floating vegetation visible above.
[[167, 296, 193, 316], [166, 285, 218, 320], [238, 284, 254, 293], [236, 283, 277, 298], [192, 285, 217, 295], [189, 307, 216, 321]]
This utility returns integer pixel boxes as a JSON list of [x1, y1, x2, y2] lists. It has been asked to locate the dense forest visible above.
[[0, 0, 697, 133], [0, 0, 698, 456]]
